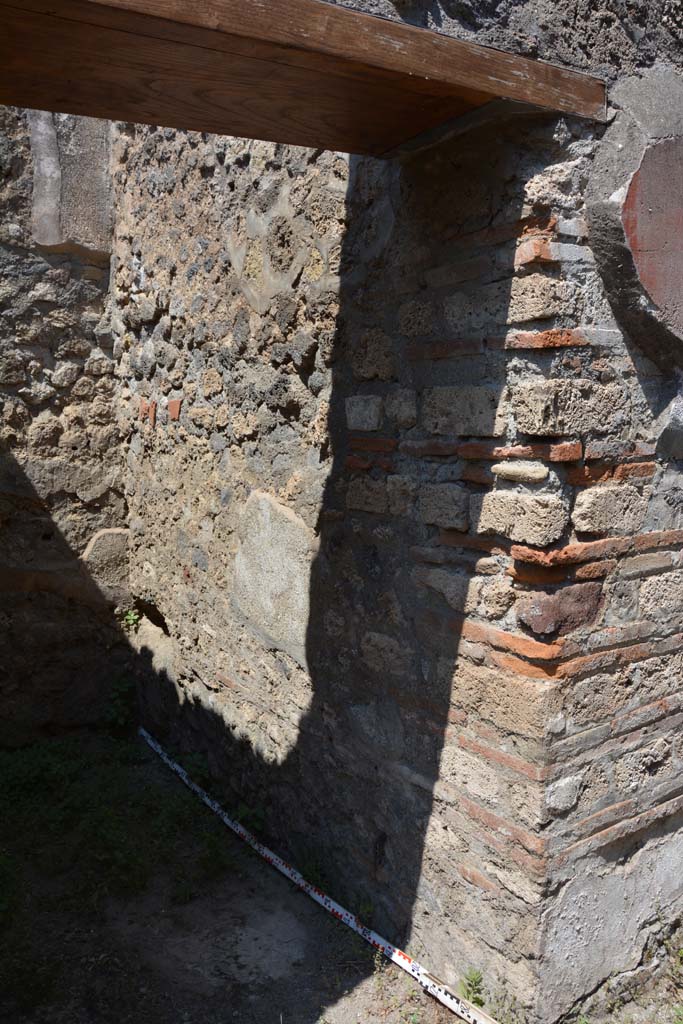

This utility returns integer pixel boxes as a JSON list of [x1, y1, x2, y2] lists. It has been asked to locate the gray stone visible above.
[[656, 395, 683, 461], [417, 483, 469, 530], [345, 395, 383, 431], [346, 477, 388, 514], [80, 527, 130, 604], [546, 773, 583, 814], [640, 569, 683, 626], [51, 362, 81, 388], [233, 491, 318, 667], [472, 491, 569, 546], [491, 460, 549, 483], [386, 474, 416, 516], [18, 380, 56, 405], [414, 566, 478, 613], [85, 347, 115, 377], [572, 484, 648, 535], [422, 386, 507, 437], [385, 387, 417, 429], [0, 351, 26, 385], [360, 632, 413, 677], [513, 380, 629, 436], [351, 328, 395, 381]]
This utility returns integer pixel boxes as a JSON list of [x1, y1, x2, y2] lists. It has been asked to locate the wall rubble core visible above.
[[1, 5, 683, 1023], [0, 107, 131, 744]]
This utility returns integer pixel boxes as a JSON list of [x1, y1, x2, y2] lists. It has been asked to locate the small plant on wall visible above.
[[120, 607, 141, 632]]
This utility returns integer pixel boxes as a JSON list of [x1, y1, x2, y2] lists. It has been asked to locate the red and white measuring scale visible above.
[[140, 727, 499, 1024]]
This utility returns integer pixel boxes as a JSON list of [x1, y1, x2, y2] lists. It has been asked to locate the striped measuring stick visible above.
[[140, 727, 499, 1024]]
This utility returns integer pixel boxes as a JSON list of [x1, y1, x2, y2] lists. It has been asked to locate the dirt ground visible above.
[[1, 726, 681, 1024], [0, 728, 451, 1024]]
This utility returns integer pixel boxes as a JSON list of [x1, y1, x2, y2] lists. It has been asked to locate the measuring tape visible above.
[[140, 727, 500, 1024]]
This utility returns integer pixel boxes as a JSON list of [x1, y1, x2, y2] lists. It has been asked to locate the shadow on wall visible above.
[[4, 113, 585, 1021], [124, 119, 538, 1017], [0, 445, 133, 745]]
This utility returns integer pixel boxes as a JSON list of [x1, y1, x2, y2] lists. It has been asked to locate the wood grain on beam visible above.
[[0, 0, 606, 156]]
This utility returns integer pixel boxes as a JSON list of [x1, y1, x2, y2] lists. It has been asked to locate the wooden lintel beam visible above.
[[0, 0, 606, 156]]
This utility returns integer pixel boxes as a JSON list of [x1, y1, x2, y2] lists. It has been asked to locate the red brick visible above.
[[167, 398, 183, 421], [349, 435, 398, 453], [519, 212, 557, 237], [406, 338, 484, 361], [485, 625, 683, 681], [443, 213, 557, 254], [507, 563, 571, 584], [633, 529, 683, 551], [514, 237, 555, 268], [458, 734, 547, 782], [508, 558, 616, 584], [613, 461, 657, 482], [458, 863, 500, 893], [471, 721, 502, 744], [400, 440, 461, 457], [516, 582, 603, 637], [564, 462, 615, 486], [504, 327, 590, 349], [574, 559, 617, 580], [511, 536, 632, 567], [554, 792, 683, 865], [611, 695, 679, 736], [456, 440, 581, 462], [400, 439, 581, 462], [574, 799, 636, 839], [448, 708, 468, 726], [439, 530, 510, 554], [460, 464, 493, 485], [563, 459, 656, 487], [345, 455, 372, 471], [138, 397, 149, 420], [461, 619, 565, 661], [486, 833, 548, 878], [459, 795, 547, 856], [489, 650, 558, 679], [556, 631, 683, 679], [344, 455, 392, 471], [584, 440, 657, 462], [148, 400, 157, 428]]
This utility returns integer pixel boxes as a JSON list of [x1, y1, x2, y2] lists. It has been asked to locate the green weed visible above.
[[460, 967, 486, 1008], [121, 607, 141, 631]]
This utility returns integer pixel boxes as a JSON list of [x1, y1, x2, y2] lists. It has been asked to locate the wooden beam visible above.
[[0, 0, 606, 156]]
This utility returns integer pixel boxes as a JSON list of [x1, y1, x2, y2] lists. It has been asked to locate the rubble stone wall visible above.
[[111, 95, 683, 1020], [1, 2, 682, 1019], [0, 107, 130, 745]]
